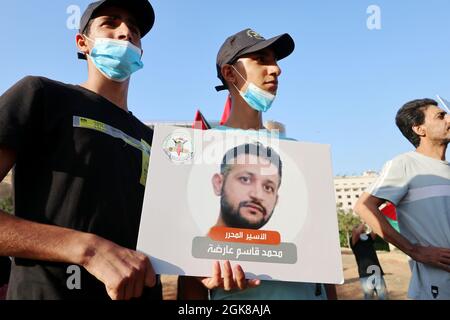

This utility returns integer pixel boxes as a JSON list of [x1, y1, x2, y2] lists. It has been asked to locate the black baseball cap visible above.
[[78, 0, 155, 59], [215, 28, 295, 91]]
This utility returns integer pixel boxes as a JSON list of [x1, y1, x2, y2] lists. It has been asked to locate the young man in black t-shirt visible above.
[[350, 224, 388, 300], [0, 0, 161, 300]]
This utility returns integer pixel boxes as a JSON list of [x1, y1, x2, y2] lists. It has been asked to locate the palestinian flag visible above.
[[219, 95, 232, 125], [192, 110, 211, 130], [380, 202, 399, 232]]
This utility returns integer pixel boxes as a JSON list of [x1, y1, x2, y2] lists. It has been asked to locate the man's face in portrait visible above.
[[213, 153, 280, 229]]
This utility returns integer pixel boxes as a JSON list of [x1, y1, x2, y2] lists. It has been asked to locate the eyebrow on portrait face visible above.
[[234, 169, 279, 188]]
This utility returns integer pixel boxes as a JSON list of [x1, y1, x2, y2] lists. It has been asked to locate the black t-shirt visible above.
[[0, 76, 161, 299], [0, 256, 11, 285], [350, 235, 384, 278]]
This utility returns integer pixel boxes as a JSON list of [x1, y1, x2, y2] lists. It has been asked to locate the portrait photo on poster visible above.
[[188, 140, 307, 265], [137, 125, 343, 284]]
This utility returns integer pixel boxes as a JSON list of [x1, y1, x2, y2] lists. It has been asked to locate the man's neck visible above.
[[224, 95, 265, 130], [81, 65, 130, 111], [415, 140, 448, 161]]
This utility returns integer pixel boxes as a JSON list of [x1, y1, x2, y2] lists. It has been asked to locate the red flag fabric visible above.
[[219, 95, 232, 125], [380, 202, 397, 221], [380, 202, 399, 232], [192, 109, 211, 130]]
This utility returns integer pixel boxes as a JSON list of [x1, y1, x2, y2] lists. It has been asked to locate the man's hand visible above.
[[80, 235, 156, 300], [410, 245, 450, 272], [200, 260, 260, 291]]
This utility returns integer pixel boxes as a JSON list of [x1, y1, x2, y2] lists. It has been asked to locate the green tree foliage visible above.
[[336, 205, 390, 251], [0, 196, 13, 214], [337, 207, 361, 248]]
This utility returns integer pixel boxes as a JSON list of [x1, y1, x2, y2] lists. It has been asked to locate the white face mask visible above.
[[231, 66, 276, 113]]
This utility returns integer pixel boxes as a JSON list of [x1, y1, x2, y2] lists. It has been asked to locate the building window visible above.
[[348, 202, 352, 206], [338, 195, 342, 199], [347, 195, 351, 199]]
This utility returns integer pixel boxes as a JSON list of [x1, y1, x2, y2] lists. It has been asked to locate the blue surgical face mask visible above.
[[232, 66, 276, 113], [85, 36, 144, 82]]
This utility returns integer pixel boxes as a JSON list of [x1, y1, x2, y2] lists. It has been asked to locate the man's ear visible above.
[[412, 125, 426, 137], [212, 173, 224, 196], [75, 33, 90, 56], [221, 65, 236, 84]]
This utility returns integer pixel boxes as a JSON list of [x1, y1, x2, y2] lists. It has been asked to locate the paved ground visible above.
[[161, 248, 411, 300], [337, 248, 410, 300], [161, 275, 178, 300]]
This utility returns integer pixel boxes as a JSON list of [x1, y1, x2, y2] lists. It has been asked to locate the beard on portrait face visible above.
[[219, 189, 273, 230]]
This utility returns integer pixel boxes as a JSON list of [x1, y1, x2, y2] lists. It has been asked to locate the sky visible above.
[[1, 0, 449, 175]]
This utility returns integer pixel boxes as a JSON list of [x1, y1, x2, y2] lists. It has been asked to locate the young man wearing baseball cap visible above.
[[179, 28, 336, 300], [0, 0, 161, 300]]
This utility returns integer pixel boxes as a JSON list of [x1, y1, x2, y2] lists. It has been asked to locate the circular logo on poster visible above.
[[162, 130, 194, 164]]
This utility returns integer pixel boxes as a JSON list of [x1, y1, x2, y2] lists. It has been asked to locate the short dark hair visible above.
[[84, 19, 95, 36], [220, 143, 282, 186], [395, 98, 438, 147]]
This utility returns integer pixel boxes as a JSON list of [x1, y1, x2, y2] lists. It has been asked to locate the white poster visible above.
[[137, 125, 343, 284]]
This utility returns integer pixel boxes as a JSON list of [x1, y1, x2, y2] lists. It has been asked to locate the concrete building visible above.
[[334, 171, 379, 212]]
